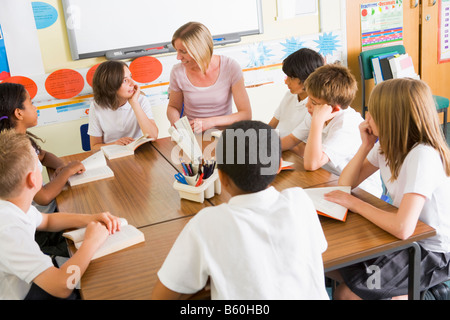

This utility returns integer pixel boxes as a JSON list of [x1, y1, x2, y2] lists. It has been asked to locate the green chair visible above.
[[358, 45, 448, 139], [434, 95, 448, 139]]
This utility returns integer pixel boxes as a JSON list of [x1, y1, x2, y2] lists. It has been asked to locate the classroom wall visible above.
[[25, 0, 343, 158]]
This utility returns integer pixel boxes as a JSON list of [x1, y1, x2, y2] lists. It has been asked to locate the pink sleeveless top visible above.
[[169, 55, 243, 119]]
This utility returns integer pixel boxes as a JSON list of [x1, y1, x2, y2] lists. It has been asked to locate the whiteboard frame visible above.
[[61, 0, 264, 60]]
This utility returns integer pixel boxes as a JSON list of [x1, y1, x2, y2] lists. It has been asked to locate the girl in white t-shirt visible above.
[[268, 48, 324, 138], [88, 60, 158, 150], [325, 78, 450, 300]]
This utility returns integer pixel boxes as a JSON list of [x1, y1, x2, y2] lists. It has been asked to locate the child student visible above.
[[88, 60, 158, 151], [0, 83, 86, 257], [0, 129, 121, 299], [268, 48, 324, 138], [324, 78, 450, 300], [0, 83, 85, 214], [281, 63, 382, 197], [152, 120, 329, 300]]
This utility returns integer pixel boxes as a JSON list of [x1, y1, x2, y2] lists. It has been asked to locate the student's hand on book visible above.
[[324, 190, 359, 213], [93, 211, 121, 234], [83, 221, 110, 248], [114, 137, 135, 146], [64, 161, 86, 175]]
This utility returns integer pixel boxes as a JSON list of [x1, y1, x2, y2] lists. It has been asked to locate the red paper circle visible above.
[[86, 63, 100, 87], [3, 76, 38, 99], [45, 69, 85, 99], [129, 56, 163, 83]]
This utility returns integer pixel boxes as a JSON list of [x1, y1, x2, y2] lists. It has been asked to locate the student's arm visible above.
[[190, 77, 252, 133], [33, 162, 86, 206], [38, 149, 64, 170], [151, 278, 194, 300], [33, 221, 110, 298], [324, 191, 425, 240], [268, 117, 279, 129], [167, 89, 184, 127], [129, 85, 158, 140], [281, 134, 302, 151], [33, 211, 121, 298], [338, 118, 379, 188], [89, 136, 135, 152], [303, 104, 337, 171]]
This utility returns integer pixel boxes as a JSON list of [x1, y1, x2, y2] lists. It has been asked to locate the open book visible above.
[[101, 135, 155, 160], [280, 160, 294, 171], [68, 151, 114, 186], [62, 218, 145, 260], [304, 186, 351, 222]]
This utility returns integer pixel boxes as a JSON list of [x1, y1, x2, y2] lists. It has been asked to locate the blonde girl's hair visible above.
[[172, 22, 213, 74], [368, 78, 450, 180]]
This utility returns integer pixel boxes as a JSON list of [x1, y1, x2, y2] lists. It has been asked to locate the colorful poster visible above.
[[360, 1, 403, 51], [0, 25, 10, 81], [439, 0, 450, 63]]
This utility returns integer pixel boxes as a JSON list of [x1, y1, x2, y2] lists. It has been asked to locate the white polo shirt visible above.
[[87, 95, 154, 144], [157, 186, 329, 300], [273, 91, 308, 138], [0, 200, 53, 300]]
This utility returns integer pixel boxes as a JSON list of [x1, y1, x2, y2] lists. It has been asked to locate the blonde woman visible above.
[[325, 78, 450, 300], [167, 22, 251, 133]]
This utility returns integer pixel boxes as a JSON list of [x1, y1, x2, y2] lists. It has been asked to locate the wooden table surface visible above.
[[62, 137, 435, 300], [54, 142, 210, 228]]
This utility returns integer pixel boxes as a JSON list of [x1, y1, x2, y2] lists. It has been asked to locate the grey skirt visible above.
[[339, 244, 450, 299]]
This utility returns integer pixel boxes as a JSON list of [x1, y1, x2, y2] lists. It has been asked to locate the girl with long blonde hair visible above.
[[325, 78, 450, 300]]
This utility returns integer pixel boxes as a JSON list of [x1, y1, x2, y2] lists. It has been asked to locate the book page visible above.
[[304, 186, 351, 221], [74, 224, 145, 260], [82, 151, 108, 171], [68, 166, 114, 186], [63, 218, 128, 243]]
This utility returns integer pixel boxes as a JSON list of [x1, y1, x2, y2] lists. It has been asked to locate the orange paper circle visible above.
[[3, 76, 38, 99], [129, 56, 163, 83], [86, 63, 100, 87], [45, 69, 84, 99]]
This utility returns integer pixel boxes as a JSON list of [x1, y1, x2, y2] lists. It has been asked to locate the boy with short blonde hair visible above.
[[281, 63, 382, 197], [0, 129, 121, 299]]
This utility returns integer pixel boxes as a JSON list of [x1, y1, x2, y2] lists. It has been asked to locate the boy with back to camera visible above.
[[152, 120, 329, 300], [0, 129, 121, 299], [281, 63, 382, 197]]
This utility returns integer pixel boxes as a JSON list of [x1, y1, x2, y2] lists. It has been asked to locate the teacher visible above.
[[167, 22, 252, 133]]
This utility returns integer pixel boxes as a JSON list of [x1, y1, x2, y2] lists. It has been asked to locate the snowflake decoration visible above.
[[243, 42, 275, 68], [314, 32, 341, 56], [280, 37, 305, 58]]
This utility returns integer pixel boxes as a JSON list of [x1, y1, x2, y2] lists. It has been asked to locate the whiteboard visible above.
[[62, 0, 263, 60]]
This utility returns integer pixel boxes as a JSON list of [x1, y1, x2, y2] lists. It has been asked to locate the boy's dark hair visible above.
[[282, 48, 324, 82], [216, 120, 281, 193]]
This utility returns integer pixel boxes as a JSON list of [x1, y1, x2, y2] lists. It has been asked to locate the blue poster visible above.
[[0, 24, 10, 81]]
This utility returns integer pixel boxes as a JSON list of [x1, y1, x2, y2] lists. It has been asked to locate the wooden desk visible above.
[[76, 187, 435, 300], [151, 136, 339, 205], [78, 217, 193, 300], [54, 142, 210, 228]]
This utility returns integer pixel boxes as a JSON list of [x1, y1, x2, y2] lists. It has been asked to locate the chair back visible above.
[[80, 123, 90, 151]]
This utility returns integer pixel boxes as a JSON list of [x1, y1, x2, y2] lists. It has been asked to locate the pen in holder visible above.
[[173, 159, 221, 203]]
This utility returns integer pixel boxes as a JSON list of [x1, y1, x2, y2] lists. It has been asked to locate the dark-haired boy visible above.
[[152, 120, 329, 300], [269, 48, 324, 138]]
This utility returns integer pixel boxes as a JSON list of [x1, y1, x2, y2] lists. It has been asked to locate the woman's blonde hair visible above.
[[368, 78, 450, 180], [172, 22, 213, 74]]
